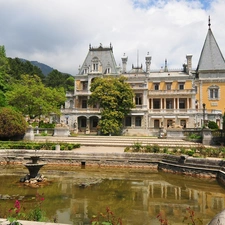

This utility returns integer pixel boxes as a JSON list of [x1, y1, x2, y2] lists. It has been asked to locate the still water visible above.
[[0, 164, 225, 225]]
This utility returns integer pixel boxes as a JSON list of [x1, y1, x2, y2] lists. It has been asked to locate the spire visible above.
[[208, 15, 211, 29], [196, 18, 225, 72]]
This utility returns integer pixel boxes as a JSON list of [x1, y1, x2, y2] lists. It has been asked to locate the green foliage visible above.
[[89, 76, 135, 135], [8, 57, 45, 82], [44, 69, 73, 91], [0, 141, 80, 150], [38, 121, 55, 128], [0, 107, 27, 140], [152, 144, 160, 153], [26, 193, 46, 222], [65, 76, 75, 92], [133, 142, 143, 152], [0, 45, 10, 107], [91, 207, 122, 225], [188, 133, 202, 140], [208, 120, 219, 130], [6, 74, 66, 119], [185, 149, 195, 156]]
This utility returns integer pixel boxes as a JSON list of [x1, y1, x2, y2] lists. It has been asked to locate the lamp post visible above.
[[203, 103, 206, 128]]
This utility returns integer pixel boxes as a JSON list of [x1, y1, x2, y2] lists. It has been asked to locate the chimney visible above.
[[121, 53, 128, 73], [145, 52, 151, 73], [186, 54, 192, 74]]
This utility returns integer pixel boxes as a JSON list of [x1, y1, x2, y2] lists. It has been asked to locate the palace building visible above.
[[60, 18, 223, 135]]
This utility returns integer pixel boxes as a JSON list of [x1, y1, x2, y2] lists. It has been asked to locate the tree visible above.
[[0, 107, 27, 140], [89, 76, 135, 135], [0, 45, 10, 107], [6, 74, 66, 120], [44, 69, 72, 90], [65, 76, 75, 92], [8, 57, 45, 82]]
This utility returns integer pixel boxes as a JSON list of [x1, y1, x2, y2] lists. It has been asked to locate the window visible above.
[[83, 68, 88, 74], [154, 83, 159, 90], [166, 83, 171, 90], [166, 99, 173, 109], [179, 99, 185, 109], [82, 81, 88, 90], [92, 118, 98, 128], [180, 120, 186, 128], [135, 94, 142, 105], [208, 85, 219, 99], [154, 120, 160, 128], [125, 116, 131, 126], [81, 118, 86, 127], [91, 57, 100, 72], [167, 120, 173, 128], [82, 100, 87, 108], [135, 117, 142, 126], [93, 63, 98, 71], [153, 99, 160, 109], [69, 100, 73, 108], [106, 68, 111, 74], [179, 83, 184, 90]]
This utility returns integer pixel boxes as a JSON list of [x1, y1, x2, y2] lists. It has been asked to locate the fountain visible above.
[[24, 156, 45, 178], [20, 155, 46, 184]]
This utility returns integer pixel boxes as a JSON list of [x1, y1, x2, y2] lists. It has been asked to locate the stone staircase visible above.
[[34, 135, 202, 148]]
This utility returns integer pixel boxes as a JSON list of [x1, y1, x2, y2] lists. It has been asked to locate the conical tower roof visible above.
[[197, 19, 225, 72]]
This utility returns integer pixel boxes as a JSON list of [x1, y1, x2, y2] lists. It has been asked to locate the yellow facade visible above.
[[196, 81, 225, 113]]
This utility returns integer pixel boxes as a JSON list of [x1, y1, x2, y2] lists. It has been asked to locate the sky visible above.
[[0, 0, 225, 75]]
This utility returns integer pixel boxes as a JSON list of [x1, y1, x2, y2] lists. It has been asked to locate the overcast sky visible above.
[[0, 0, 224, 75]]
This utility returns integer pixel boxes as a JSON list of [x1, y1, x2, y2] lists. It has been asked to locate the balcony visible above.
[[61, 108, 100, 114], [148, 89, 195, 96], [66, 91, 74, 97], [75, 89, 89, 95]]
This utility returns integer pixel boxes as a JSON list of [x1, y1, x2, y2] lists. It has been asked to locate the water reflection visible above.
[[0, 165, 225, 225]]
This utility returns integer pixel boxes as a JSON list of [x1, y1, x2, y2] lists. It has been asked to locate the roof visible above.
[[197, 27, 225, 72], [78, 44, 119, 75]]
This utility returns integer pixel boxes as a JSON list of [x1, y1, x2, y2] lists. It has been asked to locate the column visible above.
[[163, 98, 166, 111], [86, 118, 90, 134], [187, 98, 189, 110]]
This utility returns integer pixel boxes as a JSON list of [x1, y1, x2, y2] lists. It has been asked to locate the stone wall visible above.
[[2, 150, 225, 185]]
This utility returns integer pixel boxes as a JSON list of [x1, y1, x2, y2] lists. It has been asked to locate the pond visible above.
[[0, 164, 225, 225]]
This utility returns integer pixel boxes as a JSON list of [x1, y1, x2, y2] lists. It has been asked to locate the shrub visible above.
[[152, 144, 160, 153], [0, 107, 27, 140], [132, 142, 142, 152], [208, 121, 219, 130], [145, 144, 152, 153], [188, 133, 202, 140]]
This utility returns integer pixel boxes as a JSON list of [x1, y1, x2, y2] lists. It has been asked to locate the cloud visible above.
[[0, 0, 225, 75]]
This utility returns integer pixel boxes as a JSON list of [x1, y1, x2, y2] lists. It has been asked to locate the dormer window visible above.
[[83, 68, 88, 74], [154, 83, 159, 90], [93, 63, 98, 71], [179, 83, 184, 90], [106, 67, 111, 74], [92, 57, 100, 72]]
